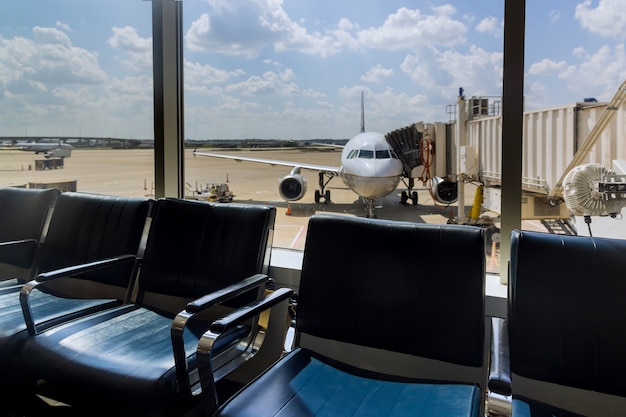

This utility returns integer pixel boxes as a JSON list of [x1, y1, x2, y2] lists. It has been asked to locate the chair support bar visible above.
[[170, 273, 270, 396]]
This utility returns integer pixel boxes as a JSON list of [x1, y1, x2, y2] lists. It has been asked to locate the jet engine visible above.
[[429, 177, 458, 205], [278, 167, 307, 201], [563, 161, 626, 217]]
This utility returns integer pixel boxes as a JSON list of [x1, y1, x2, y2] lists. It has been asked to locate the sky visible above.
[[0, 0, 625, 140]]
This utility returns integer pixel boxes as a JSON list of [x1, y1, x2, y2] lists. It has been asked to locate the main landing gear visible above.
[[399, 177, 418, 206], [314, 172, 334, 203], [400, 190, 418, 206]]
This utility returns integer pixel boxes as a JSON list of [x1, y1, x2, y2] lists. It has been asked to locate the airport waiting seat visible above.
[[0, 187, 60, 287], [198, 214, 487, 417], [489, 230, 626, 417], [0, 191, 151, 408], [19, 198, 277, 417]]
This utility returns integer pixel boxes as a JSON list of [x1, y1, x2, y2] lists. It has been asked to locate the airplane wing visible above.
[[311, 142, 344, 149], [193, 150, 341, 176]]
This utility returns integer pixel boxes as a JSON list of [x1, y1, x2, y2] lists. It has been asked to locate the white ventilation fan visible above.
[[563, 161, 626, 217]]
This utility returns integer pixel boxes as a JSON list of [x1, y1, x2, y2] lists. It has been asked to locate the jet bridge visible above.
[[385, 124, 422, 205], [386, 122, 458, 206]]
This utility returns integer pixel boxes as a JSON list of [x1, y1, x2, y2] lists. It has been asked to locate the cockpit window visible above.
[[351, 149, 397, 159]]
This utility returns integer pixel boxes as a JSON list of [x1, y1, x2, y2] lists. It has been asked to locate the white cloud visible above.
[[107, 26, 152, 71], [475, 16, 501, 36], [575, 0, 626, 38], [186, 2, 468, 59], [549, 10, 562, 24], [33, 26, 71, 47], [108, 26, 151, 53], [4, 27, 108, 86], [0, 25, 154, 137], [55, 21, 72, 32], [400, 54, 438, 89], [185, 61, 244, 84], [401, 45, 503, 98], [558, 44, 626, 99], [186, 4, 282, 57], [337, 86, 431, 130], [572, 46, 587, 58], [528, 58, 568, 75], [302, 88, 326, 98], [358, 6, 467, 51], [224, 69, 300, 96], [263, 58, 282, 67], [271, 15, 357, 57], [188, 1, 353, 59], [361, 65, 394, 83], [523, 80, 568, 112]]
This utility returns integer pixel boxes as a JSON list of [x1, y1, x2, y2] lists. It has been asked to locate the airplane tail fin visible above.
[[360, 91, 365, 133]]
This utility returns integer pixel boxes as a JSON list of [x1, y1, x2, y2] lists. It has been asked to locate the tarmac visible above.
[[0, 147, 503, 271]]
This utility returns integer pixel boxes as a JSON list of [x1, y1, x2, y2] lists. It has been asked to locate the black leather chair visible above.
[[0, 187, 60, 287], [490, 230, 626, 416], [0, 191, 152, 409], [20, 198, 277, 417], [198, 214, 487, 417]]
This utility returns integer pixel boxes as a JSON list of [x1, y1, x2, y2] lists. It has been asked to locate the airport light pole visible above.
[[151, 0, 185, 198]]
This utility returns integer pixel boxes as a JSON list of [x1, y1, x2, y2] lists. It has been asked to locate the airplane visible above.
[[10, 139, 74, 154], [194, 93, 406, 217]]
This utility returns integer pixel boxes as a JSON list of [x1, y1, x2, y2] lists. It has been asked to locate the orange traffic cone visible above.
[[286, 203, 292, 216]]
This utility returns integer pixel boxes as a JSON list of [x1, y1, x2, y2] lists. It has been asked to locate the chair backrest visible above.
[[509, 230, 626, 409], [37, 192, 152, 290], [136, 198, 275, 312], [0, 187, 59, 243], [296, 214, 485, 384], [0, 187, 60, 281]]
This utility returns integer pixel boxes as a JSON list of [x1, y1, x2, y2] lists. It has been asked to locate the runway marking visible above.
[[289, 226, 306, 249]]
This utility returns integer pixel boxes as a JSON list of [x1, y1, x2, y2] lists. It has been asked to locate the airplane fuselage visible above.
[[339, 131, 403, 200], [14, 142, 73, 153]]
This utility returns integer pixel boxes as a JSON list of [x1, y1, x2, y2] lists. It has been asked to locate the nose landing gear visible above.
[[314, 189, 331, 204], [314, 172, 333, 203], [400, 190, 418, 206]]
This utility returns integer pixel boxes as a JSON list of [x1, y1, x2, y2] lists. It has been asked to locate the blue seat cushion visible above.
[[0, 286, 120, 397], [20, 304, 250, 412], [0, 288, 119, 357], [216, 348, 481, 417], [0, 279, 21, 290], [512, 397, 587, 417]]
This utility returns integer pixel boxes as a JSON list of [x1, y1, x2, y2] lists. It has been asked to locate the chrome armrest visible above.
[[196, 287, 294, 414], [171, 273, 269, 395], [489, 316, 512, 396], [36, 254, 137, 282], [19, 254, 137, 336], [208, 287, 293, 334], [185, 274, 269, 313], [0, 239, 37, 248]]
